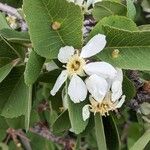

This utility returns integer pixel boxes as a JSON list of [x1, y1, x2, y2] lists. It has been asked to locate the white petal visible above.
[[80, 34, 106, 58], [85, 74, 108, 102], [67, 0, 75, 2], [68, 75, 87, 103], [50, 70, 68, 96], [84, 62, 117, 79], [115, 95, 125, 108], [75, 0, 84, 5], [82, 105, 90, 121], [113, 68, 123, 82], [111, 80, 122, 102], [58, 46, 75, 63], [93, 0, 102, 6], [86, 0, 93, 7]]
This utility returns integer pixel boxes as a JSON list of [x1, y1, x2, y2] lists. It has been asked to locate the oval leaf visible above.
[[92, 1, 127, 21], [23, 0, 83, 59], [24, 50, 45, 86], [96, 26, 150, 71]]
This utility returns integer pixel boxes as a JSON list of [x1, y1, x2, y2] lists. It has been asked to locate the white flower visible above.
[[82, 69, 125, 121], [50, 34, 116, 103]]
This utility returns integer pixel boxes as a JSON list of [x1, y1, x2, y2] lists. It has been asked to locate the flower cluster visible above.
[[50, 34, 125, 119], [82, 69, 125, 121]]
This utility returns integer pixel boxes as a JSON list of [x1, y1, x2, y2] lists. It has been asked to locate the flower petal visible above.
[[76, 0, 84, 6], [111, 80, 122, 102], [67, 0, 75, 2], [92, 0, 102, 6], [80, 34, 106, 58], [111, 68, 123, 102], [58, 46, 75, 63], [86, 0, 93, 7], [115, 95, 125, 108], [86, 74, 108, 102], [84, 62, 117, 79], [82, 105, 90, 121], [50, 70, 68, 96], [113, 68, 123, 82], [68, 75, 87, 103]]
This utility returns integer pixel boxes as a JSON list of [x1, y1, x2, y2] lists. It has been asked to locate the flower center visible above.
[[66, 54, 86, 76], [89, 93, 116, 116]]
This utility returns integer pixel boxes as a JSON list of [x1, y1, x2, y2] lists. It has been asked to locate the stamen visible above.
[[89, 93, 117, 116], [66, 54, 86, 76]]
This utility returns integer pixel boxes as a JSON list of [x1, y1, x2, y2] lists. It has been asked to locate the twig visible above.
[[0, 2, 22, 19], [3, 128, 32, 150], [30, 122, 75, 150]]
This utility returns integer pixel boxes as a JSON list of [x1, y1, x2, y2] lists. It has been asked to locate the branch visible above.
[[0, 2, 22, 20], [29, 122, 75, 150]]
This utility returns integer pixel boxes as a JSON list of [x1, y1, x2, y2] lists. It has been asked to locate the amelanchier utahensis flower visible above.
[[50, 34, 117, 103], [82, 69, 126, 121]]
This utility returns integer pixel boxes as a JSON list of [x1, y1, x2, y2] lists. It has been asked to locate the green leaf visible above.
[[0, 58, 20, 83], [103, 115, 121, 150], [94, 114, 107, 150], [5, 116, 25, 129], [0, 116, 9, 141], [92, 1, 127, 21], [141, 0, 150, 13], [0, 12, 10, 30], [0, 37, 25, 60], [0, 0, 23, 8], [140, 102, 150, 116], [123, 76, 136, 100], [0, 40, 19, 59], [0, 66, 30, 118], [0, 143, 9, 150], [126, 0, 136, 20], [24, 50, 45, 86], [89, 15, 138, 39], [96, 26, 150, 70], [130, 130, 150, 150], [138, 25, 150, 31], [81, 115, 95, 136], [38, 69, 61, 83], [0, 60, 14, 83], [46, 105, 58, 125], [127, 123, 143, 149], [23, 0, 83, 59], [27, 132, 56, 150], [86, 129, 97, 149], [25, 85, 32, 131], [0, 28, 30, 44], [52, 110, 71, 134], [67, 96, 89, 134], [140, 71, 150, 80]]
